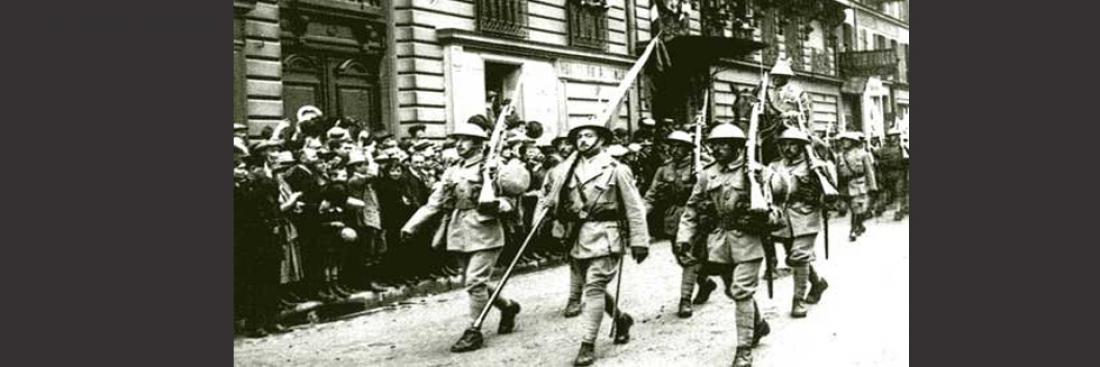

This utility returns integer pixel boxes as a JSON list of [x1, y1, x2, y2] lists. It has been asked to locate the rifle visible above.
[[748, 73, 774, 297], [478, 80, 524, 208], [794, 92, 840, 197], [746, 74, 770, 212]]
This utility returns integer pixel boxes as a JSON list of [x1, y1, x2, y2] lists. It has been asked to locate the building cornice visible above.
[[834, 0, 909, 29], [437, 29, 635, 66]]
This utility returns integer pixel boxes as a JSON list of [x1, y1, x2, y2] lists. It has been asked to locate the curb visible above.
[[262, 256, 569, 332]]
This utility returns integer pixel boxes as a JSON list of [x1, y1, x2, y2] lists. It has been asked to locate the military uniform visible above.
[[539, 121, 650, 366], [644, 131, 712, 317], [767, 129, 833, 318], [401, 124, 525, 353], [677, 123, 786, 367], [837, 132, 879, 240], [874, 132, 909, 220]]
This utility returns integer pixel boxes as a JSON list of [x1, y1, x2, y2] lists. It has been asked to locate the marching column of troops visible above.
[[234, 61, 909, 366]]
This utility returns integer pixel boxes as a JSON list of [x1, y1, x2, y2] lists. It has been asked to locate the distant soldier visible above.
[[836, 132, 878, 241], [538, 119, 650, 366], [678, 123, 784, 367], [644, 131, 714, 318], [400, 123, 526, 353], [875, 129, 909, 220], [767, 129, 833, 318]]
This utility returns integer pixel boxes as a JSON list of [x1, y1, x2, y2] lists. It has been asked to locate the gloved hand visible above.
[[400, 228, 414, 243], [631, 246, 649, 264]]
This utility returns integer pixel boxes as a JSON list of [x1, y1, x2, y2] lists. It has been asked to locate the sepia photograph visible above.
[[232, 0, 909, 365]]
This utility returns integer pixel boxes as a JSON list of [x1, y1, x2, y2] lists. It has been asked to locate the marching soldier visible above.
[[875, 129, 909, 220], [538, 119, 650, 366], [400, 123, 525, 353], [644, 130, 715, 318], [836, 132, 878, 241], [677, 123, 784, 367], [767, 129, 833, 318]]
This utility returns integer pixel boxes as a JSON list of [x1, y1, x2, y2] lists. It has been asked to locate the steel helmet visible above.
[[838, 132, 863, 142], [776, 128, 812, 144], [706, 123, 747, 142], [339, 227, 358, 242], [770, 59, 795, 77], [449, 123, 489, 140], [567, 118, 613, 142], [665, 130, 693, 145]]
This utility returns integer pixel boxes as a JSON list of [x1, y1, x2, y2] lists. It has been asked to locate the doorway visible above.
[[484, 62, 523, 121]]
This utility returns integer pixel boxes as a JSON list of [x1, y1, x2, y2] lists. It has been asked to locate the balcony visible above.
[[476, 0, 529, 39]]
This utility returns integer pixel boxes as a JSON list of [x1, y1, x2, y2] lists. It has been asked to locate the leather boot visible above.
[[613, 312, 634, 344], [732, 347, 753, 367], [805, 270, 829, 305], [562, 299, 582, 318], [678, 298, 693, 318], [791, 266, 809, 318], [752, 301, 769, 347], [693, 278, 717, 305], [449, 328, 483, 353], [573, 342, 596, 366], [497, 300, 521, 334]]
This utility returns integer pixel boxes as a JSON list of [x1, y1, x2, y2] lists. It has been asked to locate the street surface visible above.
[[235, 214, 908, 366]]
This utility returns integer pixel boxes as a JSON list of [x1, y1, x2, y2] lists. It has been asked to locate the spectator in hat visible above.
[[270, 152, 306, 305], [344, 151, 389, 293]]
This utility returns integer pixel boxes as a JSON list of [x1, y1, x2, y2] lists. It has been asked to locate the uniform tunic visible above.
[[837, 147, 878, 213], [538, 151, 650, 343]]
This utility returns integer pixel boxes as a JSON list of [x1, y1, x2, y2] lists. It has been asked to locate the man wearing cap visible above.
[[767, 129, 834, 318], [537, 119, 650, 366], [837, 132, 878, 241], [400, 123, 525, 353], [874, 129, 909, 220], [678, 123, 785, 367], [644, 130, 713, 318]]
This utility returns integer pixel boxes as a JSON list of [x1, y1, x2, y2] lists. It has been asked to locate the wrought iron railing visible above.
[[567, 0, 609, 50], [476, 0, 529, 39]]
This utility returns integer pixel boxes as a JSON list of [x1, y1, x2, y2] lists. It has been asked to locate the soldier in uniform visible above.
[[874, 129, 909, 220], [399, 123, 525, 353], [538, 119, 650, 366], [767, 129, 833, 318], [644, 131, 715, 318], [677, 123, 784, 367], [836, 132, 878, 241]]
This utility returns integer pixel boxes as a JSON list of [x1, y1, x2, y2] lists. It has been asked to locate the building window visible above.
[[282, 53, 383, 130], [860, 29, 868, 50], [476, 0, 529, 39], [875, 34, 886, 50], [568, 0, 610, 51], [842, 23, 853, 52]]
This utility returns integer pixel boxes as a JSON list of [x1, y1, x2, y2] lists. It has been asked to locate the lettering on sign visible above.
[[556, 60, 626, 83]]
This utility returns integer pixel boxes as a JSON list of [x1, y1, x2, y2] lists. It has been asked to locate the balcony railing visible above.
[[568, 0, 609, 51], [792, 46, 836, 77], [476, 0, 528, 39]]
